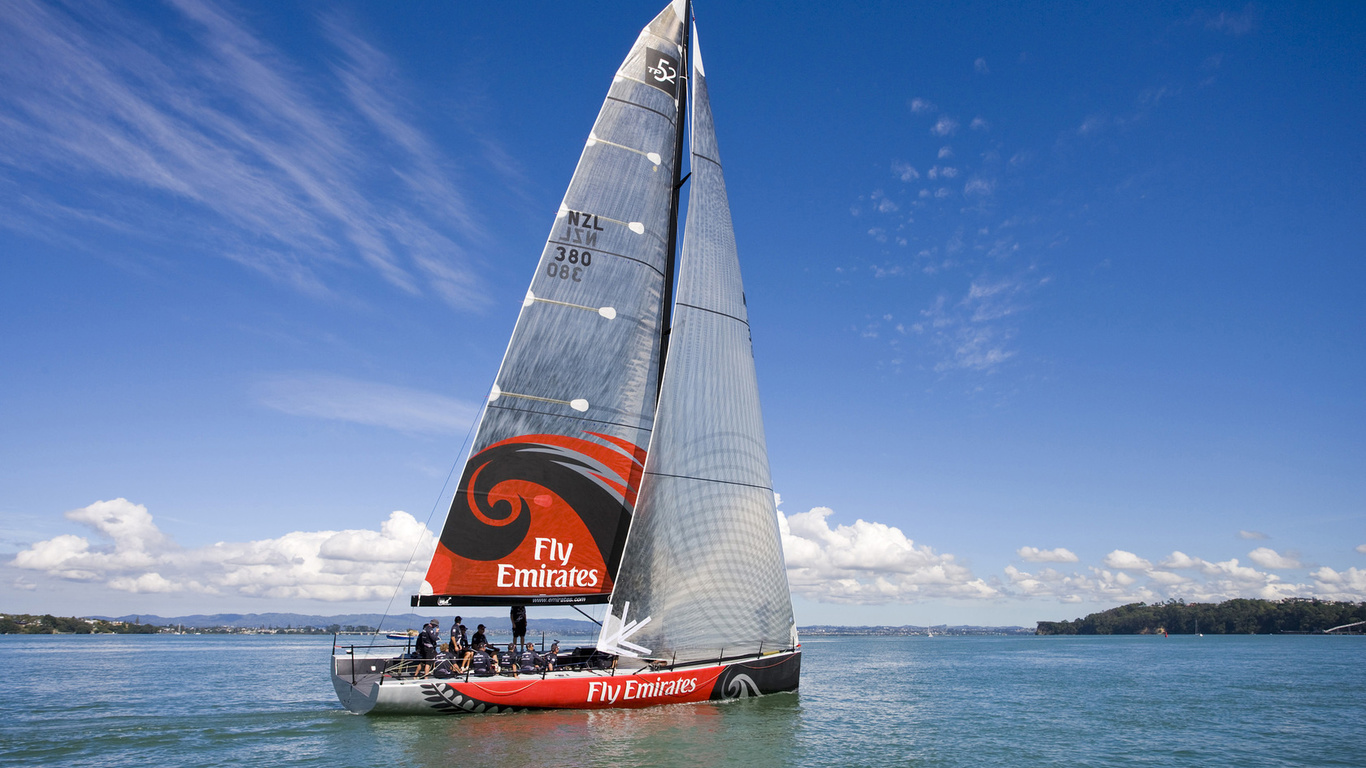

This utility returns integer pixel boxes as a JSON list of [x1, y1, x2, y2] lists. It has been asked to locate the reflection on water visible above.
[[368, 691, 802, 768]]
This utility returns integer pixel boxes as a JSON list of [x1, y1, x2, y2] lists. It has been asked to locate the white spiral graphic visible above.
[[725, 673, 761, 699]]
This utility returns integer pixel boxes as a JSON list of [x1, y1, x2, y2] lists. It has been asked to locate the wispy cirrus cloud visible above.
[[253, 373, 480, 435], [0, 0, 490, 308]]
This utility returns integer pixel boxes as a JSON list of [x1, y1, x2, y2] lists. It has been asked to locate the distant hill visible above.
[[800, 624, 1032, 636], [92, 612, 600, 637], [1035, 598, 1366, 635]]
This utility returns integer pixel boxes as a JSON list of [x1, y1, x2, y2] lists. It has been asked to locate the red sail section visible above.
[[421, 432, 646, 603]]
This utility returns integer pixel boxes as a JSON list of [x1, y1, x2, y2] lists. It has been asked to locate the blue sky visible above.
[[2, 0, 1363, 627]]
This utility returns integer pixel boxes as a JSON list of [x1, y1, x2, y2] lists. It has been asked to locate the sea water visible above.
[[1, 633, 1362, 767]]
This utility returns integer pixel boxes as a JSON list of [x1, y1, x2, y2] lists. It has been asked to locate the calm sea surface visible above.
[[2, 633, 1362, 767]]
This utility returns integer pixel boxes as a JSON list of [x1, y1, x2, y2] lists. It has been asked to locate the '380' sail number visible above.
[[547, 246, 592, 282]]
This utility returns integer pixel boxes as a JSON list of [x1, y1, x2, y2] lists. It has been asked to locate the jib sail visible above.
[[597, 29, 797, 661]]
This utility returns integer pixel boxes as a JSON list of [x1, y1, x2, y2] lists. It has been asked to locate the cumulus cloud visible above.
[[11, 498, 436, 601], [1102, 550, 1153, 571], [1247, 547, 1301, 570], [1357, 544, 1366, 554], [1013, 544, 1366, 606], [1310, 567, 1366, 601], [1018, 546, 1079, 563], [779, 506, 997, 604], [970, 117, 989, 131]]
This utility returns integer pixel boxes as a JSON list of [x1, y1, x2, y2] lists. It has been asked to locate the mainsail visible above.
[[417, 2, 688, 606], [598, 29, 797, 663]]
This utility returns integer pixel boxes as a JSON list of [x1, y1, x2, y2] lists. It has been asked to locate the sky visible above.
[[2, 0, 1363, 628]]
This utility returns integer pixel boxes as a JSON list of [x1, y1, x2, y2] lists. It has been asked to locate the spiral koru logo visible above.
[[440, 433, 644, 564], [725, 673, 761, 699]]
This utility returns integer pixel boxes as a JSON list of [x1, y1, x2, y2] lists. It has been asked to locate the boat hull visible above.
[[332, 650, 800, 715]]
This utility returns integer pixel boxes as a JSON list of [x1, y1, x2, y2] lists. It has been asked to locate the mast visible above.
[[657, 0, 692, 397]]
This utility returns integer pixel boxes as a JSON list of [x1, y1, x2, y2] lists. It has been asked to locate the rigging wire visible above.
[[367, 415, 479, 649]]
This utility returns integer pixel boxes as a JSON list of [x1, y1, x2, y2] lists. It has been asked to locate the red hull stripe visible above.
[[439, 666, 725, 709]]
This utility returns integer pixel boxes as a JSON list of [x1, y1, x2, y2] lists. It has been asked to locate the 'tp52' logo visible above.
[[644, 49, 680, 98]]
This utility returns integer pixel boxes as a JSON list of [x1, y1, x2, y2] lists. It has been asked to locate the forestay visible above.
[[599, 30, 797, 663], [418, 2, 687, 606]]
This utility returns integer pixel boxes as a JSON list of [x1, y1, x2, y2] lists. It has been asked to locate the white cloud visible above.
[[1102, 549, 1152, 571], [11, 498, 437, 602], [932, 116, 959, 136], [779, 506, 997, 604], [1017, 546, 1079, 563], [938, 146, 953, 159], [1247, 547, 1301, 570], [1357, 544, 1366, 554], [1310, 567, 1366, 601], [1239, 530, 1269, 540], [253, 373, 478, 434], [974, 57, 989, 74], [970, 117, 989, 131], [964, 178, 995, 196], [892, 161, 920, 181], [909, 97, 936, 114], [1159, 551, 1204, 569]]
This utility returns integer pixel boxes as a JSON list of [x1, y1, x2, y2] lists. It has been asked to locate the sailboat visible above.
[[332, 0, 800, 715]]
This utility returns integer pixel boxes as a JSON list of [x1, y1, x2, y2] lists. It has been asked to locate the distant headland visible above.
[[1036, 598, 1365, 635]]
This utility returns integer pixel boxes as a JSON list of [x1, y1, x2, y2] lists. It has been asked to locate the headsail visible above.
[[599, 28, 797, 661], [417, 2, 687, 606]]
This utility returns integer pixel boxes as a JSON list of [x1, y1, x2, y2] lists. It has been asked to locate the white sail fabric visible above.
[[600, 31, 796, 662], [421, 3, 686, 603]]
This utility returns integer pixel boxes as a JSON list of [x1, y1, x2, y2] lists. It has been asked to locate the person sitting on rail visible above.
[[468, 648, 494, 676], [518, 642, 543, 675], [545, 640, 560, 672], [498, 642, 518, 676]]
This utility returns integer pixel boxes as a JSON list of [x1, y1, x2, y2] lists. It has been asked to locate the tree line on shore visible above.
[[0, 613, 378, 634], [1, 613, 163, 634], [1036, 598, 1365, 635]]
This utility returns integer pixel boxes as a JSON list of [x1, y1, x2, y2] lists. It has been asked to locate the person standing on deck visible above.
[[415, 619, 439, 677], [511, 605, 527, 648]]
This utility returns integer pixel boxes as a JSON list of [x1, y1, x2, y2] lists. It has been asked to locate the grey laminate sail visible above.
[[419, 1, 687, 606], [598, 30, 797, 662]]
